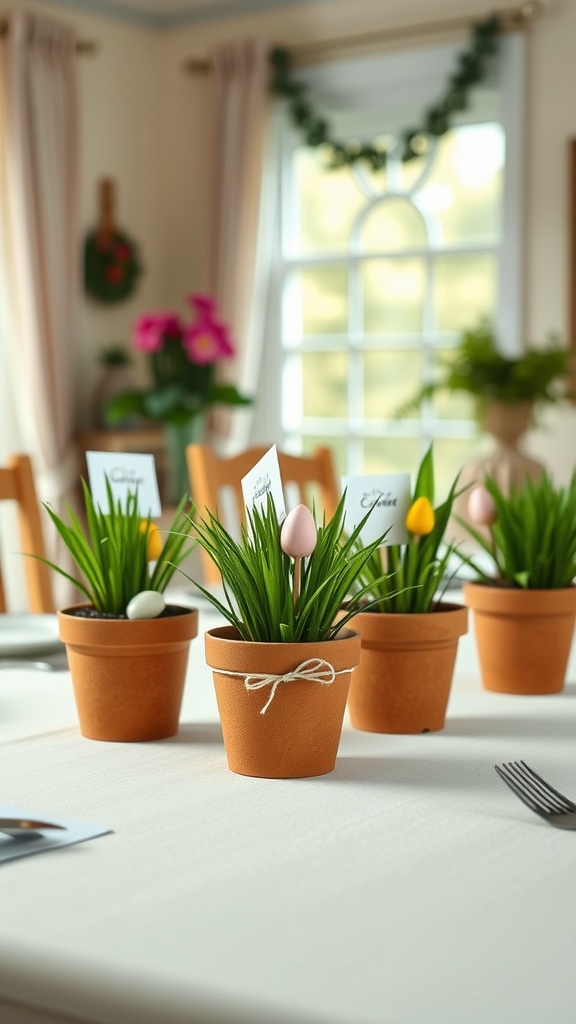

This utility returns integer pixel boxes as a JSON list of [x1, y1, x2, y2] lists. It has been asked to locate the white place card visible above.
[[85, 451, 162, 518], [241, 444, 286, 523], [342, 473, 412, 546]]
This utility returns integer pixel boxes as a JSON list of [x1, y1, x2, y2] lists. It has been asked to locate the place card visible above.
[[0, 805, 112, 865], [85, 450, 162, 518], [241, 444, 286, 523], [342, 473, 412, 546]]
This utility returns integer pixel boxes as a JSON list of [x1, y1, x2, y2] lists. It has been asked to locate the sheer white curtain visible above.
[[0, 9, 80, 605], [206, 39, 272, 450]]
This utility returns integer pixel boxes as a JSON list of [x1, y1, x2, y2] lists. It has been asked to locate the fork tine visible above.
[[519, 761, 576, 813], [505, 762, 564, 813], [495, 764, 543, 814]]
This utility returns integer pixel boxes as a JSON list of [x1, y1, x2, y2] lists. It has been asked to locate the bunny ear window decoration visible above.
[[84, 178, 143, 304]]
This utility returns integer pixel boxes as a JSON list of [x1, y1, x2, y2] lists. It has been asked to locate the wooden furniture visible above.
[[0, 453, 54, 612], [186, 443, 340, 584]]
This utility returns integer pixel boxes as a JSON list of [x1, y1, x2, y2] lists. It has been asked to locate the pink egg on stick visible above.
[[280, 505, 317, 606]]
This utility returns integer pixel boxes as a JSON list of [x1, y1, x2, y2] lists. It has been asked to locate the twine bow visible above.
[[244, 657, 337, 714]]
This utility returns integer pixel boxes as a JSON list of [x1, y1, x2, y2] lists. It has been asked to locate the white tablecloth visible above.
[[1, 594, 575, 1024]]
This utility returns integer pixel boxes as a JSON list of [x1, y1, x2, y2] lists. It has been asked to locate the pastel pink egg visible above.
[[280, 504, 317, 558], [468, 486, 497, 526]]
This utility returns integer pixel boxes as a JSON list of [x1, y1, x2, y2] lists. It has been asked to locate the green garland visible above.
[[269, 13, 501, 171], [84, 228, 143, 304]]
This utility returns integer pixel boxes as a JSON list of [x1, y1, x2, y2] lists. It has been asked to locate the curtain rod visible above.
[[0, 19, 96, 54], [184, 1, 544, 73]]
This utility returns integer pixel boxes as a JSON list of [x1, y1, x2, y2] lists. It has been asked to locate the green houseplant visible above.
[[402, 320, 573, 419], [39, 477, 198, 741], [459, 471, 576, 695], [346, 445, 468, 734], [401, 320, 573, 539], [178, 493, 391, 778]]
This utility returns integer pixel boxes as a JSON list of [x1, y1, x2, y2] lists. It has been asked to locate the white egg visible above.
[[280, 504, 317, 559], [126, 590, 166, 620]]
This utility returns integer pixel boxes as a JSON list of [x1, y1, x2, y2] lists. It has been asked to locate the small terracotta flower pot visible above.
[[58, 604, 198, 741], [348, 603, 468, 733], [464, 582, 576, 694], [205, 626, 361, 778]]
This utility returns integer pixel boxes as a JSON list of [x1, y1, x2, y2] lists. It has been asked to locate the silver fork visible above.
[[495, 761, 576, 830]]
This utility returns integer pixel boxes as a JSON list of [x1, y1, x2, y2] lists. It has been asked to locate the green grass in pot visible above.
[[458, 471, 576, 590], [352, 445, 462, 613], [179, 493, 392, 642], [38, 476, 195, 615]]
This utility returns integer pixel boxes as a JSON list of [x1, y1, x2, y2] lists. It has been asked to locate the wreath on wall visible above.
[[84, 227, 142, 303], [83, 179, 143, 304]]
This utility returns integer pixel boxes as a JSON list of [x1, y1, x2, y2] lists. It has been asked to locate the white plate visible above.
[[0, 615, 64, 658]]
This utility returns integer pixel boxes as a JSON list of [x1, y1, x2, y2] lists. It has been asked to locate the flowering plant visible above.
[[460, 472, 576, 589], [353, 445, 462, 613], [104, 293, 252, 428]]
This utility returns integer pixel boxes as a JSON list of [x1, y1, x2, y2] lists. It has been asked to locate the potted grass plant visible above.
[[178, 494, 391, 778], [346, 446, 468, 734], [459, 471, 576, 695], [39, 477, 198, 741]]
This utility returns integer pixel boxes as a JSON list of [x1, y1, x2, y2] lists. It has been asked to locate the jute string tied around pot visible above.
[[217, 657, 354, 714]]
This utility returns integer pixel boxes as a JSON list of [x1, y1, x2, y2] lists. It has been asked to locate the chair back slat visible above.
[[0, 454, 55, 613]]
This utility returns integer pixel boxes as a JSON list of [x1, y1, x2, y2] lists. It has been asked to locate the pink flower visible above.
[[468, 486, 497, 527], [182, 293, 235, 365], [183, 324, 234, 364], [134, 314, 182, 353], [186, 293, 216, 317]]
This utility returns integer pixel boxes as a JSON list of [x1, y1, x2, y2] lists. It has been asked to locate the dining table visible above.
[[1, 590, 575, 1024]]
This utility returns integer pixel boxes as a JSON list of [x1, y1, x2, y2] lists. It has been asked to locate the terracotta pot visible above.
[[464, 582, 576, 694], [58, 604, 198, 741], [205, 626, 361, 778], [348, 603, 468, 734]]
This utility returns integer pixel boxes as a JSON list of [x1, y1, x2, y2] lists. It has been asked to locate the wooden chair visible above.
[[186, 444, 340, 584], [0, 453, 55, 612]]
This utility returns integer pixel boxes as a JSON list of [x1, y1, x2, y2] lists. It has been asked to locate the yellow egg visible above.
[[147, 523, 163, 561], [405, 496, 435, 537]]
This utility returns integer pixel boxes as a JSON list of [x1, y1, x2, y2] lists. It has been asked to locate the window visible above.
[[269, 34, 524, 497]]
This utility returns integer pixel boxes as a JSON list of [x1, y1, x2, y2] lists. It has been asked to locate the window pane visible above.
[[361, 198, 427, 252], [296, 150, 364, 254], [433, 255, 496, 332], [300, 267, 348, 335], [303, 352, 348, 418], [362, 438, 423, 476], [418, 124, 504, 246], [302, 435, 347, 483], [363, 259, 425, 333], [363, 350, 422, 419], [433, 437, 492, 500]]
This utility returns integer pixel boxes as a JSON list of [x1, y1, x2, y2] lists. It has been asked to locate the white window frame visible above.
[[255, 33, 525, 460]]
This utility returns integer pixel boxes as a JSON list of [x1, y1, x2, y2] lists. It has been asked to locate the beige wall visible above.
[[9, 0, 576, 479]]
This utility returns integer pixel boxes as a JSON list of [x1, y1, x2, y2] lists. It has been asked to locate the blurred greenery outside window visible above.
[[275, 35, 524, 497]]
